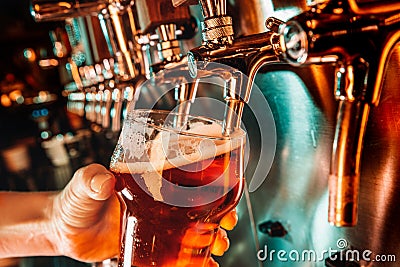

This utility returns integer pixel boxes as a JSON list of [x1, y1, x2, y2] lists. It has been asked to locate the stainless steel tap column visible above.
[[280, 0, 400, 226]]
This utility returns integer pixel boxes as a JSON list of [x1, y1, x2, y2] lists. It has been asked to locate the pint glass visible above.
[[110, 109, 246, 267]]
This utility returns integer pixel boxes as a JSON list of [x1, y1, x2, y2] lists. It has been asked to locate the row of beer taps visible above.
[[31, 0, 400, 227]]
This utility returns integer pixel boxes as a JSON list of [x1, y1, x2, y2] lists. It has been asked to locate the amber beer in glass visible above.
[[110, 109, 246, 267]]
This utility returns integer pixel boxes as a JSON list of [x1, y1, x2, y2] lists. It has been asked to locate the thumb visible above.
[[68, 163, 115, 201], [55, 164, 116, 229]]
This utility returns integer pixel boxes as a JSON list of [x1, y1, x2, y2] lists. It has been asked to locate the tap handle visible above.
[[329, 31, 400, 225], [280, 1, 400, 227], [173, 0, 233, 44]]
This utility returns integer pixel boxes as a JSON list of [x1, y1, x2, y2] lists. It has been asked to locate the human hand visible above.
[[212, 208, 238, 256], [176, 209, 239, 267], [49, 163, 120, 262], [49, 163, 238, 264]]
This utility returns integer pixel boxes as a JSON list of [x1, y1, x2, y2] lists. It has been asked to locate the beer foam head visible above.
[[112, 121, 243, 173], [111, 119, 245, 201]]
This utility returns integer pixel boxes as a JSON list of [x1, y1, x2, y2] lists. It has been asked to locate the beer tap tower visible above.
[[31, 0, 199, 131], [31, 0, 140, 81], [31, 0, 144, 134], [280, 0, 400, 227], [174, 1, 400, 266]]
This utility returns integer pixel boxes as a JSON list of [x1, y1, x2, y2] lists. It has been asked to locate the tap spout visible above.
[[329, 57, 369, 226], [187, 17, 283, 135]]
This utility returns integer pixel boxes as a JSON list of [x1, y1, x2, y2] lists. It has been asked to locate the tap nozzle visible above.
[[173, 80, 199, 128], [329, 58, 370, 227], [187, 17, 283, 135]]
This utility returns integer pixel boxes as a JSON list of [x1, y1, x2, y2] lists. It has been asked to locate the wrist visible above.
[[44, 192, 63, 256], [0, 191, 60, 258]]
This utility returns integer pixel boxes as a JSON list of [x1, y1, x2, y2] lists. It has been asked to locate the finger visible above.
[[56, 164, 115, 228], [210, 228, 229, 256], [220, 209, 238, 231], [206, 257, 219, 267], [70, 163, 115, 201], [181, 223, 218, 248]]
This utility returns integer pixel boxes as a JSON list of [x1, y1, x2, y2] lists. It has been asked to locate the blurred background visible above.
[[0, 2, 96, 266], [0, 0, 100, 192]]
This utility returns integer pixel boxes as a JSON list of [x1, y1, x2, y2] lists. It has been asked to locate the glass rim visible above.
[[126, 109, 246, 141]]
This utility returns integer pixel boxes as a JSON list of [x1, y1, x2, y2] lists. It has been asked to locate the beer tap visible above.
[[99, 1, 142, 82], [152, 22, 199, 127], [134, 0, 198, 126], [174, 0, 284, 135], [31, 0, 146, 134], [30, 0, 139, 81], [134, 0, 197, 73], [279, 0, 400, 226], [97, 3, 146, 133]]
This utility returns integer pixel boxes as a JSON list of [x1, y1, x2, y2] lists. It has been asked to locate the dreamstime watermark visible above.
[[257, 238, 397, 263]]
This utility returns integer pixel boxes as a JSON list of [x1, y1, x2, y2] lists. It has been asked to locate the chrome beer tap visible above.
[[133, 0, 198, 126], [134, 0, 197, 74], [279, 0, 400, 226], [152, 22, 199, 127], [98, 3, 146, 133], [173, 0, 284, 135], [31, 0, 148, 134], [31, 0, 139, 81], [98, 1, 142, 82]]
